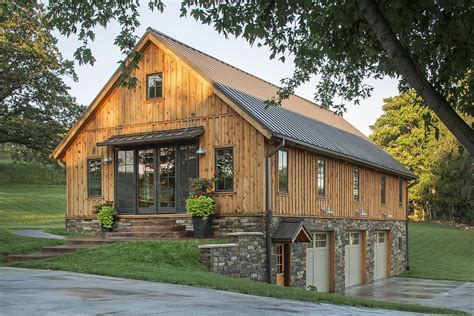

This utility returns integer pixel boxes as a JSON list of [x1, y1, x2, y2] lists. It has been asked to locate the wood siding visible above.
[[269, 145, 407, 220], [65, 42, 265, 217]]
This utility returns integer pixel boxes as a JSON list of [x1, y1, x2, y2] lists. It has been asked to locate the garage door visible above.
[[374, 231, 387, 280], [344, 232, 361, 287], [306, 233, 329, 292]]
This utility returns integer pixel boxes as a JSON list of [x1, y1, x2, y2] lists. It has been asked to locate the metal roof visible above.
[[97, 127, 204, 147], [149, 28, 415, 178]]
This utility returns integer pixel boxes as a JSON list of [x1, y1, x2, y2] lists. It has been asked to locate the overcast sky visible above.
[[55, 1, 399, 136]]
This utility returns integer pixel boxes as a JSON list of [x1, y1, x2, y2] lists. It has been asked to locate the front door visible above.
[[116, 143, 198, 214], [276, 243, 285, 286]]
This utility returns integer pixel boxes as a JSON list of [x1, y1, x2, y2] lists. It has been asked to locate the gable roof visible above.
[[52, 28, 414, 179]]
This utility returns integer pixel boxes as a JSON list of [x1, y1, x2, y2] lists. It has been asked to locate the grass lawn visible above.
[[401, 222, 474, 281], [13, 240, 464, 315], [0, 184, 66, 263]]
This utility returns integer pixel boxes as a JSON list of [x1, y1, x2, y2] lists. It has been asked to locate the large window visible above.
[[87, 159, 102, 197], [399, 178, 403, 207], [147, 73, 163, 99], [381, 175, 386, 205], [278, 150, 288, 193], [353, 168, 360, 202], [117, 150, 135, 211], [215, 147, 234, 192], [317, 159, 325, 197]]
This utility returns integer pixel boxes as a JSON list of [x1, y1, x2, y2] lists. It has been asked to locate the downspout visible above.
[[265, 138, 285, 283], [405, 180, 410, 270]]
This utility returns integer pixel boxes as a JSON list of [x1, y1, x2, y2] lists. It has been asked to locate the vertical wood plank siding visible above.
[[269, 145, 407, 221]]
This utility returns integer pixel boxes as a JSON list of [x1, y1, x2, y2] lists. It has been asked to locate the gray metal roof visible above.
[[149, 28, 415, 178]]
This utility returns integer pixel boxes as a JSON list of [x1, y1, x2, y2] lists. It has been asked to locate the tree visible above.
[[370, 90, 473, 223], [0, 1, 84, 157], [45, 0, 473, 153]]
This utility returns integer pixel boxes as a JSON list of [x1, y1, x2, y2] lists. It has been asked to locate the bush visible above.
[[97, 205, 117, 228], [188, 177, 216, 198], [185, 196, 215, 220]]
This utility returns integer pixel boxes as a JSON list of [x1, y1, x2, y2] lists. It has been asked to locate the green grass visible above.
[[0, 161, 65, 185], [0, 184, 66, 263], [401, 222, 474, 281], [14, 240, 464, 315]]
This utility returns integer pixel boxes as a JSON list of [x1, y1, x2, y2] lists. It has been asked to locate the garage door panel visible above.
[[344, 232, 362, 288], [306, 233, 329, 292], [374, 232, 387, 280]]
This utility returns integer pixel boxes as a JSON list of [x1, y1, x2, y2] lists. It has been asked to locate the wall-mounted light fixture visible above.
[[382, 211, 393, 219], [196, 146, 206, 156], [356, 208, 367, 217], [102, 157, 113, 163], [320, 207, 334, 215]]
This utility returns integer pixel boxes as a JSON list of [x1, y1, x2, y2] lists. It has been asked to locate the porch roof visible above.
[[96, 127, 204, 147], [272, 218, 312, 243]]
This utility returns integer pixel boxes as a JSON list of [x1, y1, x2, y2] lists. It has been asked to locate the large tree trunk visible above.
[[358, 0, 474, 155]]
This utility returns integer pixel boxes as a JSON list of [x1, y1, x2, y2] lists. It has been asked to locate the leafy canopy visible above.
[[0, 1, 84, 156]]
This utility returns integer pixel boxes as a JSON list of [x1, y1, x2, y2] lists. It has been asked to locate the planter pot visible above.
[[192, 215, 214, 238]]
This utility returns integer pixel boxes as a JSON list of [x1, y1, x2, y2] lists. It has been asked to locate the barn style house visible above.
[[52, 28, 415, 293]]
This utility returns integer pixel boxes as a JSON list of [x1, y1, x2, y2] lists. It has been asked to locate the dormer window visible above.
[[147, 73, 163, 99]]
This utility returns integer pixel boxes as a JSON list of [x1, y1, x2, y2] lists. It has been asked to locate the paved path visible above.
[[346, 277, 474, 314], [0, 268, 421, 315], [12, 230, 65, 240]]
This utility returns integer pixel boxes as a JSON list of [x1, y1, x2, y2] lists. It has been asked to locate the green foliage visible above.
[[185, 196, 215, 220], [370, 90, 473, 222], [14, 240, 464, 314], [96, 205, 117, 229], [0, 161, 65, 185], [401, 222, 474, 281], [0, 1, 84, 157]]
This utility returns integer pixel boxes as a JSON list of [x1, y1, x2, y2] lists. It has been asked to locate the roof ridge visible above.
[[147, 27, 335, 115]]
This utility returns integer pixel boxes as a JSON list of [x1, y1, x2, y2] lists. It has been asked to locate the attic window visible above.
[[147, 73, 163, 99]]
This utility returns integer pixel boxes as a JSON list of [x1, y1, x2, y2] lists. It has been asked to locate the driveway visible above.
[[0, 268, 420, 316], [345, 277, 474, 314]]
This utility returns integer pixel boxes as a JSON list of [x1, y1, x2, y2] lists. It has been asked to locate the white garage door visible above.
[[374, 231, 387, 280], [344, 232, 361, 287], [306, 233, 329, 292]]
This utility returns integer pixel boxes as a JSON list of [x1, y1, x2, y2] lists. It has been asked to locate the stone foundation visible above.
[[66, 218, 101, 233]]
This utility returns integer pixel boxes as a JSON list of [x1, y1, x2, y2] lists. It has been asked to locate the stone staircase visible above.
[[106, 218, 193, 239], [5, 238, 118, 263]]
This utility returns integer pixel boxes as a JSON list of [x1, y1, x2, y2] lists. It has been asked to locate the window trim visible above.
[[146, 72, 163, 100], [214, 147, 235, 193], [353, 168, 360, 202], [277, 149, 289, 194], [381, 175, 387, 205], [87, 157, 103, 199], [317, 158, 326, 198]]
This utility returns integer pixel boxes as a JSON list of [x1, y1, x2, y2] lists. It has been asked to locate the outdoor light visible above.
[[102, 157, 113, 163], [196, 146, 206, 156], [356, 209, 367, 217], [382, 211, 393, 219], [321, 207, 334, 215]]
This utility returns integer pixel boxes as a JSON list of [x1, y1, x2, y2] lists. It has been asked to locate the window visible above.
[[312, 233, 327, 248], [376, 232, 385, 244], [117, 150, 135, 211], [381, 175, 386, 205], [353, 168, 360, 202], [215, 147, 234, 192], [276, 244, 284, 274], [399, 178, 403, 207], [87, 158, 102, 197], [278, 150, 288, 193], [317, 159, 325, 197], [345, 232, 360, 245], [147, 73, 163, 99]]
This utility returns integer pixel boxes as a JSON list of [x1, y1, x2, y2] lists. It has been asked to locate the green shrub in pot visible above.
[[185, 196, 215, 220], [97, 205, 117, 229]]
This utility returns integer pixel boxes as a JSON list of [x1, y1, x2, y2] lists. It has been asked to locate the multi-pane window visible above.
[[278, 150, 288, 193], [312, 233, 328, 248], [381, 175, 386, 205], [215, 147, 234, 192], [399, 178, 403, 207], [345, 232, 360, 245], [87, 159, 102, 197], [147, 73, 163, 99], [376, 231, 385, 244], [276, 244, 284, 274], [317, 159, 325, 197], [353, 168, 360, 202]]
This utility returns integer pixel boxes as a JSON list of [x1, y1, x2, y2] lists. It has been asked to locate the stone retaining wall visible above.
[[199, 232, 266, 282], [66, 218, 101, 233]]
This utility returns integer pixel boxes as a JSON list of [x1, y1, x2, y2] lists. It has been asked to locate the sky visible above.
[[55, 1, 399, 136]]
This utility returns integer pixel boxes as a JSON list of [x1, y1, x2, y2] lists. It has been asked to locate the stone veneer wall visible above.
[[199, 232, 266, 281], [66, 218, 101, 233]]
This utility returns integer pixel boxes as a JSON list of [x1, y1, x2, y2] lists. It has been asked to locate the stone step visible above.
[[5, 253, 57, 263], [117, 220, 177, 227], [65, 238, 119, 246], [116, 225, 186, 233], [41, 244, 89, 254], [104, 231, 186, 239]]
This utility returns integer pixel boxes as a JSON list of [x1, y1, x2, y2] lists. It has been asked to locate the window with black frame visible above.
[[317, 159, 325, 197], [147, 73, 163, 99], [381, 175, 386, 205], [353, 168, 360, 202], [87, 158, 102, 197], [399, 178, 403, 207], [278, 150, 288, 193], [215, 147, 234, 192]]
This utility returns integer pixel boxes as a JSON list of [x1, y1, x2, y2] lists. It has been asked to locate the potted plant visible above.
[[185, 177, 216, 238], [95, 202, 117, 232]]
